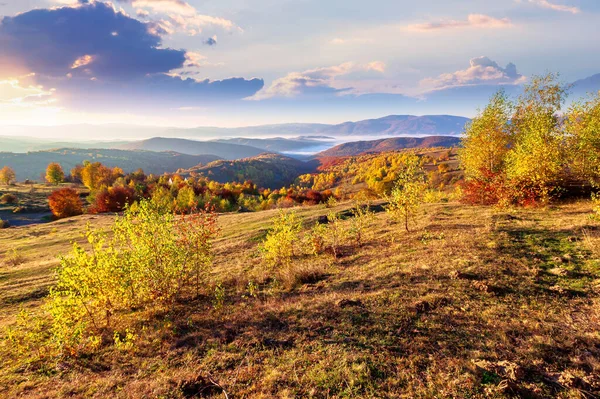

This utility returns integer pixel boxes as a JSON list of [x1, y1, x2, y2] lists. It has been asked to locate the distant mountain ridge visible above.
[[0, 115, 471, 143], [0, 149, 220, 181], [119, 137, 265, 160], [316, 136, 462, 158]]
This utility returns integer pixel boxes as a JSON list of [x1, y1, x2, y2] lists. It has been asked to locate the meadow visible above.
[[1, 198, 599, 398]]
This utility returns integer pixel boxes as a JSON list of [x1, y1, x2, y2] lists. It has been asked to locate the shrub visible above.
[[4, 248, 25, 267], [348, 202, 374, 247], [48, 188, 83, 219], [307, 223, 328, 255], [591, 192, 600, 221], [0, 193, 17, 204], [261, 210, 302, 269], [46, 199, 219, 355]]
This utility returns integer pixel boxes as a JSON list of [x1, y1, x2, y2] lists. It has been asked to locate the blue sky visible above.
[[0, 0, 598, 127]]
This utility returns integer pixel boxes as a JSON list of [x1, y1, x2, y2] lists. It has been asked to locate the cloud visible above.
[[0, 76, 55, 106], [521, 0, 580, 14], [330, 37, 373, 45], [123, 0, 196, 16], [420, 56, 526, 90], [205, 35, 217, 46], [406, 14, 512, 31], [0, 2, 263, 112], [120, 0, 236, 36], [0, 2, 185, 79], [250, 62, 386, 100]]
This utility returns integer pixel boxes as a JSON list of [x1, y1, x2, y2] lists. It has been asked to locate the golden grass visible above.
[[1, 200, 600, 398]]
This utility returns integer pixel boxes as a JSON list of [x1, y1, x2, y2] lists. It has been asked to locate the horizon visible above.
[[1, 0, 599, 134]]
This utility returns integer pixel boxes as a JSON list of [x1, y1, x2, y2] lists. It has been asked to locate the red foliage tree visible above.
[[91, 186, 137, 213], [48, 188, 83, 219]]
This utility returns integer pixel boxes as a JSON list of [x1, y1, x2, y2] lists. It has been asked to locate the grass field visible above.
[[1, 200, 599, 398]]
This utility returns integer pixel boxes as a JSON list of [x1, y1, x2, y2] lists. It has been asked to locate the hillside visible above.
[[0, 149, 220, 181], [1, 200, 599, 397], [317, 136, 462, 157], [120, 137, 264, 160], [183, 153, 319, 188]]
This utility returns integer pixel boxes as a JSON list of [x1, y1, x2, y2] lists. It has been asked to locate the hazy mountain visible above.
[[321, 115, 469, 136], [120, 137, 265, 160], [182, 153, 319, 189], [316, 136, 462, 158], [0, 149, 220, 181], [0, 136, 127, 153], [1, 115, 471, 143], [571, 73, 600, 99], [212, 137, 332, 153]]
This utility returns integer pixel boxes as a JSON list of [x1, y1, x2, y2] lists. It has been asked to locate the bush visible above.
[[260, 210, 302, 268], [48, 188, 83, 219], [0, 193, 17, 204], [3, 248, 25, 267], [45, 199, 219, 356]]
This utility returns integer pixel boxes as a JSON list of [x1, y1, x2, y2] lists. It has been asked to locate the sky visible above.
[[0, 0, 598, 128]]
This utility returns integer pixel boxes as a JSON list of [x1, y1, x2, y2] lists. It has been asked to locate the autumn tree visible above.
[[261, 210, 302, 268], [45, 163, 65, 185], [386, 154, 425, 232], [505, 73, 568, 203], [48, 188, 83, 219], [565, 91, 600, 187], [80, 162, 115, 191], [0, 166, 16, 185], [460, 91, 513, 181]]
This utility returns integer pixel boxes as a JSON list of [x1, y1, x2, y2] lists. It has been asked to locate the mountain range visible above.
[[0, 115, 470, 146]]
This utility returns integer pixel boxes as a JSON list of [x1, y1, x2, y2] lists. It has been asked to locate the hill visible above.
[[120, 137, 264, 160], [183, 153, 319, 188], [316, 136, 462, 157], [1, 200, 599, 397], [0, 149, 220, 181]]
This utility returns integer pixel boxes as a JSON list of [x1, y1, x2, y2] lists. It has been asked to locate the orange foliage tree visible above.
[[48, 188, 83, 219]]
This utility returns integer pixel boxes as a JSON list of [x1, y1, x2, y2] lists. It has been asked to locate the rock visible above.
[[548, 267, 569, 277], [337, 299, 364, 308]]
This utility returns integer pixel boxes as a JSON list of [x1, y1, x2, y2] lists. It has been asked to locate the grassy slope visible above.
[[1, 201, 600, 398]]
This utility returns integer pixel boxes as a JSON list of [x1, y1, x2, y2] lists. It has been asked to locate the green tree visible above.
[[45, 163, 65, 185]]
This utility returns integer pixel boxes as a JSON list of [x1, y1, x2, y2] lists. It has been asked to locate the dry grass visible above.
[[1, 200, 600, 398]]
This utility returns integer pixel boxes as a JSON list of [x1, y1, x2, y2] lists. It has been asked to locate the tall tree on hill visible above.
[[0, 166, 16, 185], [45, 163, 65, 185], [565, 91, 600, 187], [460, 90, 513, 180], [505, 73, 568, 202]]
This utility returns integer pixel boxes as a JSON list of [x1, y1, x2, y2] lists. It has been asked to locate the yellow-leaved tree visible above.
[[460, 90, 513, 180], [45, 163, 65, 185], [505, 73, 568, 203], [386, 154, 426, 232]]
